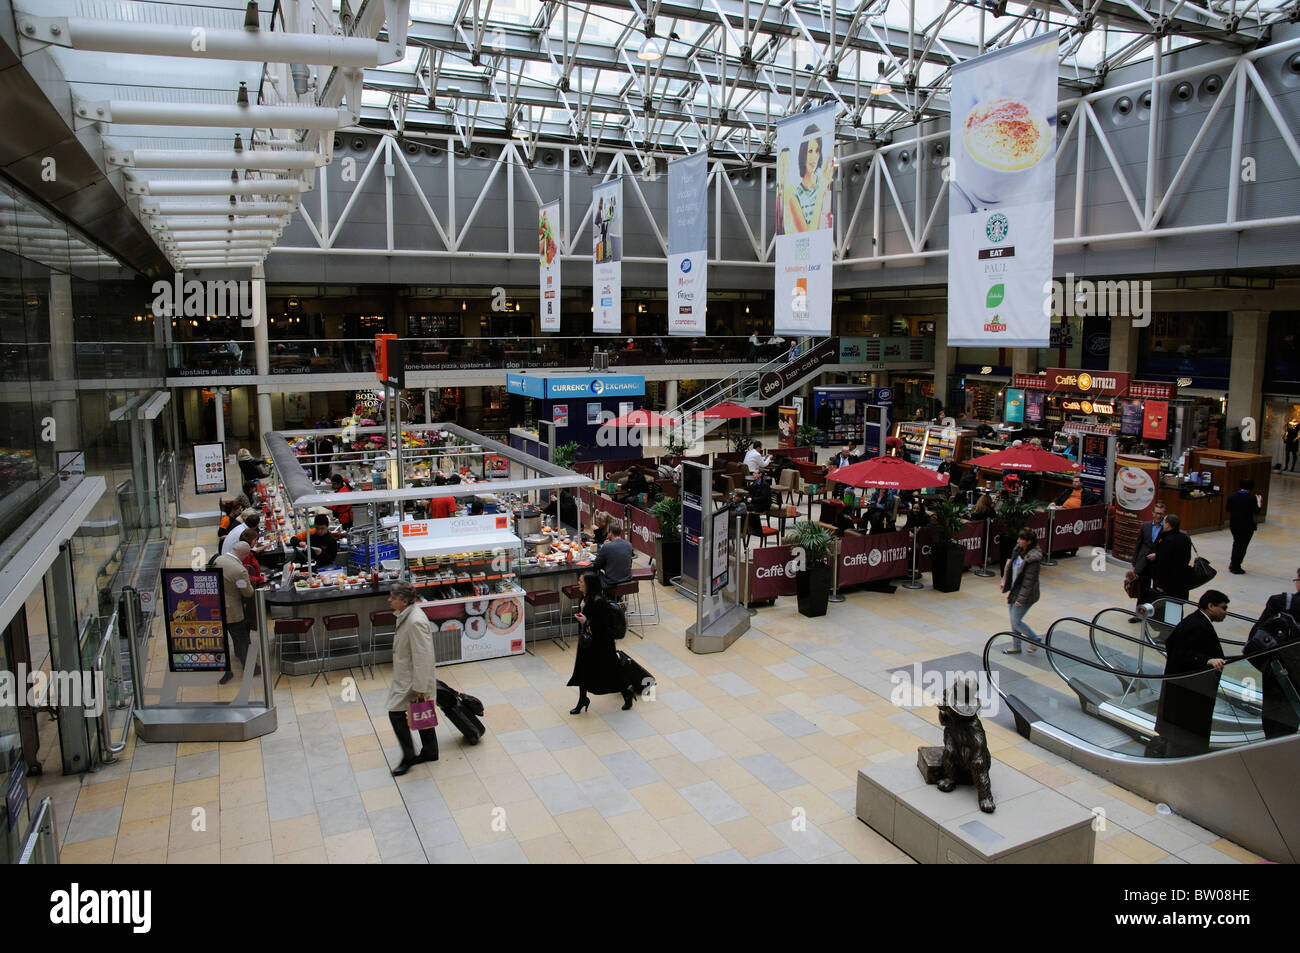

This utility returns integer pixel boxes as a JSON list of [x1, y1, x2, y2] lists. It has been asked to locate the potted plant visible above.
[[550, 440, 579, 470], [928, 497, 967, 593], [796, 423, 822, 451], [650, 496, 682, 585], [995, 497, 1038, 564], [730, 431, 754, 454], [785, 521, 833, 617]]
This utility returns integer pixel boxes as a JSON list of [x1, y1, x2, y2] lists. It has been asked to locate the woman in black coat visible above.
[[568, 571, 637, 713]]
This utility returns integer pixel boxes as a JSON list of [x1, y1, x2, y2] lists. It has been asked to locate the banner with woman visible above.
[[592, 178, 623, 333], [774, 105, 835, 337]]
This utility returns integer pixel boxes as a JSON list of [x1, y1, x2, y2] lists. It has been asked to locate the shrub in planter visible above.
[[928, 497, 967, 593], [785, 521, 833, 617], [995, 498, 1038, 564], [650, 496, 682, 585]]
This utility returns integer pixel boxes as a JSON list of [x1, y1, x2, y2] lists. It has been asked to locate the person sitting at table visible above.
[[593, 523, 634, 591], [328, 473, 355, 531], [468, 498, 485, 516], [293, 514, 339, 568], [241, 544, 267, 588], [1053, 475, 1100, 510], [905, 499, 931, 531], [864, 504, 894, 535], [747, 473, 774, 515], [969, 492, 997, 521], [743, 440, 772, 477], [223, 510, 262, 556], [618, 467, 650, 504], [216, 499, 241, 548], [590, 511, 612, 546]]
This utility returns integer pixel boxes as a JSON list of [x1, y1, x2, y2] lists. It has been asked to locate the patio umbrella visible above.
[[826, 454, 950, 491], [600, 409, 679, 457], [965, 445, 1082, 472], [697, 400, 763, 455]]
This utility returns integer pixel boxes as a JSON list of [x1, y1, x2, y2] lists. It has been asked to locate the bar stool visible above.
[[318, 613, 362, 686], [524, 589, 565, 651], [367, 609, 396, 679], [607, 580, 644, 639], [273, 617, 317, 688], [561, 583, 584, 638], [630, 560, 660, 625]]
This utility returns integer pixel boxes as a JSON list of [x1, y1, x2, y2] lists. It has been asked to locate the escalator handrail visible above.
[[1089, 604, 1251, 651], [1150, 597, 1256, 647]]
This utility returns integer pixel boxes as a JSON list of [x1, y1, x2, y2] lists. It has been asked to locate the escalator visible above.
[[983, 608, 1300, 863]]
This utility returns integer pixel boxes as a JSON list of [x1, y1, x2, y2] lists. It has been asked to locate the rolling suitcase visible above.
[[436, 680, 486, 745]]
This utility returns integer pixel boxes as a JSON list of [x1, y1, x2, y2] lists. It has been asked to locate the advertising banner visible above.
[[775, 103, 835, 337], [669, 152, 708, 336], [681, 463, 706, 586], [539, 200, 562, 332], [1024, 389, 1045, 424], [947, 33, 1059, 348], [162, 569, 229, 673], [193, 443, 227, 495], [592, 178, 623, 333], [1143, 400, 1169, 440], [749, 544, 798, 599], [958, 520, 988, 567], [838, 530, 915, 586], [778, 407, 798, 448], [711, 508, 730, 594], [1050, 504, 1107, 551], [1004, 388, 1025, 424], [1114, 455, 1161, 518], [1120, 399, 1144, 436], [626, 506, 659, 558]]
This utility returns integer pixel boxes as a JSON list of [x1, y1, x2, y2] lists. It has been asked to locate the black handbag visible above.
[[1188, 541, 1216, 589]]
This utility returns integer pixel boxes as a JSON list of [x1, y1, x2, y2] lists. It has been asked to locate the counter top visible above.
[[265, 580, 396, 606], [518, 561, 594, 578]]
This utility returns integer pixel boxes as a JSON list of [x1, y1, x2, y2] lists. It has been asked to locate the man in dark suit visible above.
[[828, 443, 857, 499], [1151, 513, 1193, 601], [1225, 477, 1261, 574], [1129, 500, 1168, 621], [1150, 589, 1229, 757], [1250, 572, 1300, 739]]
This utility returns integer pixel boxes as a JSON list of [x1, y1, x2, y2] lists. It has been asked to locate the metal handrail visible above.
[[92, 615, 131, 760], [18, 798, 59, 864]]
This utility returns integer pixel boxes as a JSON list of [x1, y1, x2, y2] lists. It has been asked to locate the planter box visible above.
[[796, 564, 832, 617], [930, 540, 965, 593]]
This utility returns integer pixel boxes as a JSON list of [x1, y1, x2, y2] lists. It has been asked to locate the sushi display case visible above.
[[399, 514, 526, 664]]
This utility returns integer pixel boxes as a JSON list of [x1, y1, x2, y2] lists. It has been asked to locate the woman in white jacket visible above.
[[385, 582, 439, 775]]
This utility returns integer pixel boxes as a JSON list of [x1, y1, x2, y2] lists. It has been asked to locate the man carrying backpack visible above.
[[1248, 570, 1300, 738]]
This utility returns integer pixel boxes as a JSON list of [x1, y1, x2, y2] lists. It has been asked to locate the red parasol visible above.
[[827, 455, 950, 490], [600, 409, 680, 429], [696, 400, 762, 419], [965, 445, 1082, 472]]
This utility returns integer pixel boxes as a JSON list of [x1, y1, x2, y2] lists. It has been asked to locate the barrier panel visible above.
[[837, 530, 915, 586], [1049, 504, 1107, 551], [749, 544, 798, 599], [626, 505, 659, 558]]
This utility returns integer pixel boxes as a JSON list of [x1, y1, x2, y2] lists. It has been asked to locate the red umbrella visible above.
[[827, 455, 950, 490], [966, 445, 1082, 472], [696, 401, 762, 419], [601, 409, 679, 429]]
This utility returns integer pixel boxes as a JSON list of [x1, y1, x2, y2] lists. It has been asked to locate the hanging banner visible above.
[[947, 33, 1058, 348], [592, 178, 623, 334], [668, 152, 709, 336], [1004, 388, 1025, 424], [778, 406, 798, 447], [1143, 400, 1169, 440], [775, 104, 835, 338], [539, 200, 562, 332]]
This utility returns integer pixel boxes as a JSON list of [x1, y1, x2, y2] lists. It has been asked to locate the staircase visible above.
[[666, 336, 838, 444]]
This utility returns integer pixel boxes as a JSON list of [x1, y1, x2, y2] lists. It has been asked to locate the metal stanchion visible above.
[[1042, 508, 1058, 566], [973, 517, 996, 577], [828, 536, 845, 602], [901, 532, 925, 590]]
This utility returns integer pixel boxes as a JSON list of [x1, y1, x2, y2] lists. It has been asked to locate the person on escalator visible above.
[[1149, 589, 1229, 757], [1247, 572, 1300, 739]]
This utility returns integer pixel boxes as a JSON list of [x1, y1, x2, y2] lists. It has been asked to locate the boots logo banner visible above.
[[152, 272, 256, 323]]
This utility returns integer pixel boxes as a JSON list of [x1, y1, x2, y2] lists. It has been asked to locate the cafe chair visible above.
[[773, 468, 798, 502], [817, 500, 845, 534], [319, 613, 363, 686], [272, 617, 318, 689], [525, 589, 565, 651], [748, 511, 781, 548], [607, 580, 645, 639], [630, 559, 660, 625], [366, 609, 397, 679]]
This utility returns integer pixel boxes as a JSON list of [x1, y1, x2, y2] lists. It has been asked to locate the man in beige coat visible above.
[[385, 581, 439, 775], [214, 542, 255, 685]]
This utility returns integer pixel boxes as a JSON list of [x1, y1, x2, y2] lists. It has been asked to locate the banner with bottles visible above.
[[668, 152, 708, 336], [592, 179, 623, 334], [539, 200, 561, 332], [774, 104, 835, 338], [947, 32, 1058, 347]]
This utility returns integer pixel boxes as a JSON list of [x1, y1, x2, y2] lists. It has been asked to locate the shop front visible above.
[[506, 373, 646, 463]]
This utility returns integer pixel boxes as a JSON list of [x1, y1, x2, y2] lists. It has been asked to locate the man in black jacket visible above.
[[1249, 572, 1300, 738], [828, 444, 857, 500], [1150, 590, 1229, 756], [1151, 513, 1193, 600], [1225, 477, 1261, 574], [1129, 500, 1168, 620]]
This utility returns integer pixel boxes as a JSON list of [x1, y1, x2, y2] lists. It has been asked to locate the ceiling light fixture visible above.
[[244, 1, 260, 30], [871, 61, 891, 96], [636, 20, 663, 62]]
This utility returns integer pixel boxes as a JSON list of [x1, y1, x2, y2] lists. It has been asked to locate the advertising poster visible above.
[[586, 402, 603, 425], [1120, 399, 1144, 436], [711, 508, 730, 594], [193, 442, 227, 495], [1024, 389, 1045, 424], [592, 178, 623, 333], [778, 406, 798, 447], [1114, 455, 1161, 519], [553, 404, 569, 427], [1143, 400, 1169, 440], [775, 104, 835, 337], [1004, 388, 1025, 424], [162, 569, 229, 673], [668, 152, 709, 336], [947, 33, 1058, 347], [538, 200, 562, 332], [681, 464, 705, 586]]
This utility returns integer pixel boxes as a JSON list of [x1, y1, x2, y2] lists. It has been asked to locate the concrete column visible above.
[[665, 379, 678, 411], [252, 265, 272, 452], [48, 274, 79, 452], [1108, 316, 1140, 376], [1010, 348, 1035, 376], [463, 386, 483, 429], [1227, 311, 1269, 452], [932, 313, 956, 409]]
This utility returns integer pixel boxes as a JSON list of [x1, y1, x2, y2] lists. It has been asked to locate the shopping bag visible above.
[[409, 699, 438, 729]]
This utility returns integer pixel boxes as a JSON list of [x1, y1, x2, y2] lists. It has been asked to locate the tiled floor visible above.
[[29, 464, 1300, 863]]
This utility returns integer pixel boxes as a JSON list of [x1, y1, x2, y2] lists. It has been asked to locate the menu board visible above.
[[193, 443, 227, 495], [162, 569, 230, 673], [711, 508, 730, 594]]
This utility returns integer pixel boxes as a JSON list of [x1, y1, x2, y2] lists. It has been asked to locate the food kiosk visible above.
[[506, 372, 646, 463]]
